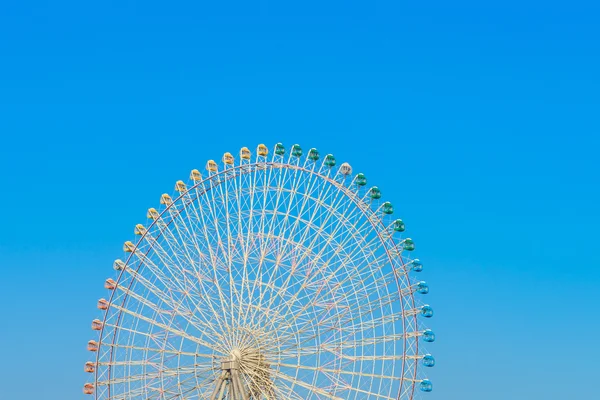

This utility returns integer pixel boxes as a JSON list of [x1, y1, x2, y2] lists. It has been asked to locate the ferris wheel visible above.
[[83, 143, 436, 399]]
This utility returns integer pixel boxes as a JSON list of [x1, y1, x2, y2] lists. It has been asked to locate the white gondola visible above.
[[113, 259, 125, 270], [339, 162, 353, 175]]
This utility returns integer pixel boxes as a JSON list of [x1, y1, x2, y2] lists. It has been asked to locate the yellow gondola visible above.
[[190, 169, 202, 181], [175, 180, 187, 192], [160, 193, 172, 205], [240, 147, 251, 160], [206, 159, 218, 172], [257, 144, 268, 157], [134, 224, 146, 235], [223, 152, 234, 165], [147, 208, 159, 220]]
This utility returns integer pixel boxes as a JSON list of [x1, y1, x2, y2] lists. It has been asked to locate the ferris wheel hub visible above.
[[231, 348, 242, 361]]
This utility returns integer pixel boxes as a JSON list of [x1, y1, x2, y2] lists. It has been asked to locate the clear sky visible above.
[[0, 1, 599, 399]]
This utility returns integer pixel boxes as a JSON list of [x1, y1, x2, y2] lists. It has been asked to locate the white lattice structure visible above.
[[84, 143, 436, 399]]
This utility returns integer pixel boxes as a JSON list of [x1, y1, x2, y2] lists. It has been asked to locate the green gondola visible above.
[[369, 186, 382, 199], [275, 143, 285, 156], [382, 201, 394, 215], [355, 173, 367, 186], [393, 219, 405, 232]]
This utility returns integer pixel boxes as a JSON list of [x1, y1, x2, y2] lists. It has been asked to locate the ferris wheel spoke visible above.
[[243, 163, 279, 333], [106, 368, 214, 400], [282, 228, 385, 311], [142, 239, 204, 305], [107, 303, 220, 352], [319, 332, 422, 350], [259, 163, 322, 271], [159, 368, 217, 397], [286, 273, 399, 338], [256, 169, 292, 272], [127, 243, 203, 317], [183, 189, 244, 344], [275, 362, 391, 381], [280, 175, 359, 263], [341, 383, 397, 400], [166, 195, 208, 264], [233, 229, 341, 331], [238, 164, 262, 327], [273, 360, 412, 384], [151, 193, 231, 293], [273, 249, 396, 345], [221, 166, 256, 346], [176, 189, 232, 340], [291, 266, 396, 311], [239, 365, 276, 399], [260, 214, 382, 330], [258, 278, 398, 366], [139, 224, 193, 282], [236, 166, 308, 319], [191, 183, 237, 342], [284, 252, 388, 313], [241, 359, 308, 400], [259, 173, 351, 312], [284, 303, 414, 351], [110, 276, 206, 332], [96, 365, 203, 386], [238, 165, 297, 337], [103, 322, 186, 352], [282, 173, 401, 272], [270, 380, 305, 400], [107, 364, 213, 398], [272, 377, 310, 400], [165, 208, 220, 311], [124, 280, 226, 344], [105, 388, 147, 399], [276, 307, 396, 358], [101, 343, 213, 358], [206, 178, 246, 346], [105, 321, 213, 365], [231, 161, 255, 336], [184, 182, 224, 271], [97, 360, 158, 367], [270, 369, 345, 400], [236, 169, 257, 338], [251, 166, 305, 277]]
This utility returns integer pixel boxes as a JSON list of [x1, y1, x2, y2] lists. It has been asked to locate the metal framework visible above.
[[83, 144, 435, 399]]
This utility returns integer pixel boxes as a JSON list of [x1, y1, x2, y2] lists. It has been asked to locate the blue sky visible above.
[[0, 1, 599, 399]]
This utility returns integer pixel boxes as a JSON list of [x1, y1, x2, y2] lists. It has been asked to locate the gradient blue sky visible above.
[[0, 1, 599, 399]]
